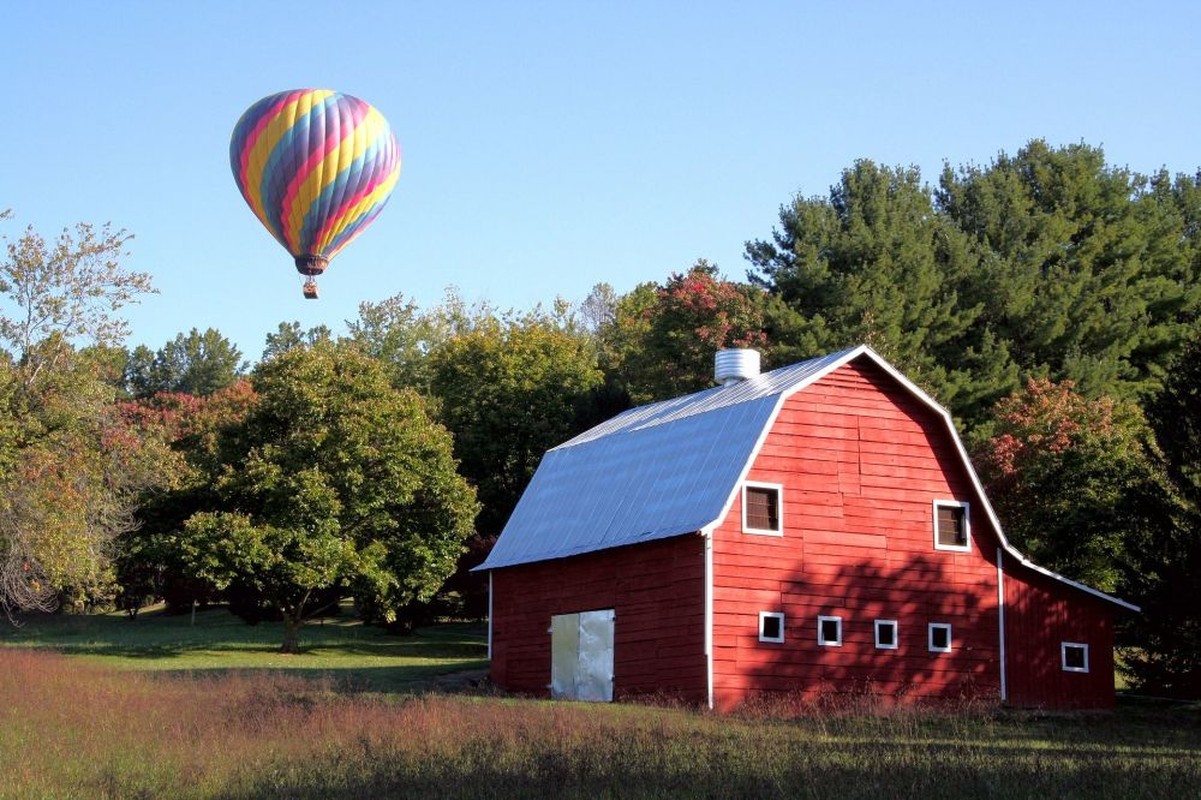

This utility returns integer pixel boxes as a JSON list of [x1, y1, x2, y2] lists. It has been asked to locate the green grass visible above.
[[0, 604, 488, 692], [1, 610, 1198, 799]]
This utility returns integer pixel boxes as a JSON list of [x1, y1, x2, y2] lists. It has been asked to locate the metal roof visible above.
[[477, 348, 858, 571]]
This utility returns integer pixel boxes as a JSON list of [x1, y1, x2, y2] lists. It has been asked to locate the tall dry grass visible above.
[[2, 648, 1198, 799]]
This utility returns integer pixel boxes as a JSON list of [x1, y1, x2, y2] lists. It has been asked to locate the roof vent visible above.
[[715, 348, 760, 386]]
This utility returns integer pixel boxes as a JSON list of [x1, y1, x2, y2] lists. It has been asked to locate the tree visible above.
[[0, 217, 154, 382], [746, 160, 1009, 420], [261, 321, 332, 361], [971, 378, 1166, 593], [175, 341, 477, 651], [578, 282, 619, 336], [936, 140, 1201, 400], [125, 328, 245, 397], [430, 309, 603, 537], [114, 381, 257, 613], [1123, 325, 1201, 697], [601, 261, 769, 404], [344, 293, 447, 391], [0, 214, 160, 618]]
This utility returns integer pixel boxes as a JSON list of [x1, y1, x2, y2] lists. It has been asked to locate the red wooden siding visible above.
[[489, 535, 707, 702], [1003, 565, 1116, 708], [710, 358, 1004, 710]]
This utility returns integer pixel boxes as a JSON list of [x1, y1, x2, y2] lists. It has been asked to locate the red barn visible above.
[[476, 346, 1137, 710]]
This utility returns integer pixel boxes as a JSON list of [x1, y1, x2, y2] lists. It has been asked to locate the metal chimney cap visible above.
[[715, 348, 761, 385]]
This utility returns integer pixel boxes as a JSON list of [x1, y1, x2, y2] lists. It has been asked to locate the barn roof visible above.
[[476, 345, 1138, 612]]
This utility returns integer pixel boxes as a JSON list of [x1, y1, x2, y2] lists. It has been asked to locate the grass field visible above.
[[1, 608, 1199, 799], [0, 604, 488, 692]]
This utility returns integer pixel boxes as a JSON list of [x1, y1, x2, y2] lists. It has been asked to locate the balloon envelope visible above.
[[230, 89, 401, 276]]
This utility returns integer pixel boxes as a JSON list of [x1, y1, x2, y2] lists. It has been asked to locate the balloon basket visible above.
[[302, 279, 319, 300]]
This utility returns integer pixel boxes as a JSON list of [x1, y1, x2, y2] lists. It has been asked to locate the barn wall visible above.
[[489, 534, 707, 702], [711, 358, 1004, 710], [1003, 565, 1116, 708]]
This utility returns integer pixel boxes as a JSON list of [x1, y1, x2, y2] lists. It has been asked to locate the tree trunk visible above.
[[280, 611, 302, 654]]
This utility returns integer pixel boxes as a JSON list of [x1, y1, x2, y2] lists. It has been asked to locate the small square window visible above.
[[934, 500, 970, 551], [1062, 642, 1090, 672], [928, 623, 952, 653], [759, 612, 784, 643], [818, 615, 842, 647], [743, 483, 783, 535], [875, 619, 898, 650]]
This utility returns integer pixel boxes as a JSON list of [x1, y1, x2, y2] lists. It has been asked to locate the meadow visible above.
[[1, 609, 1198, 799]]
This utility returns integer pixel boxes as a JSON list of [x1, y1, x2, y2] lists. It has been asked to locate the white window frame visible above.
[[933, 499, 971, 552], [817, 615, 843, 647], [874, 619, 899, 650], [742, 481, 784, 537], [759, 611, 785, 643], [1061, 642, 1090, 673], [928, 622, 953, 653]]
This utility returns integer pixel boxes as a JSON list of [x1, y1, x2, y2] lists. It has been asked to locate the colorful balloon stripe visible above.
[[230, 89, 400, 274]]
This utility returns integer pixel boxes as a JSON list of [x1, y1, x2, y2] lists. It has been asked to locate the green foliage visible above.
[[971, 378, 1167, 592], [602, 261, 769, 404], [176, 341, 478, 650], [747, 160, 1002, 415], [937, 140, 1201, 401], [0, 217, 155, 364], [345, 293, 447, 391], [1123, 326, 1201, 698], [0, 215, 161, 618], [125, 327, 246, 397], [747, 142, 1201, 427], [430, 308, 603, 536], [261, 320, 332, 361]]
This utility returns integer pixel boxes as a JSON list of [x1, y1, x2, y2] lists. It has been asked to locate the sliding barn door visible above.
[[550, 609, 615, 701]]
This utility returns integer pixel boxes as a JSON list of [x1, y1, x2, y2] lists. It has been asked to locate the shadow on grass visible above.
[[143, 663, 492, 694], [0, 605, 488, 692]]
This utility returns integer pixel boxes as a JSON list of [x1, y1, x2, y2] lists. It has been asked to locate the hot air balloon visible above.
[[230, 89, 401, 299]]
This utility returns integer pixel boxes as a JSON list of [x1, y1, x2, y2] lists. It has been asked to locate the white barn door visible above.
[[550, 609, 615, 701]]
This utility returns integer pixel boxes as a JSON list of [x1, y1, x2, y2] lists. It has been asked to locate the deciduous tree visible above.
[[971, 378, 1165, 593], [602, 261, 769, 404], [0, 213, 159, 618], [175, 342, 477, 651], [431, 309, 602, 537]]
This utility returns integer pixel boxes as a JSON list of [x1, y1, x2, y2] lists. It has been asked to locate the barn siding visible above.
[[710, 358, 1004, 710], [1003, 565, 1116, 708], [489, 535, 707, 702]]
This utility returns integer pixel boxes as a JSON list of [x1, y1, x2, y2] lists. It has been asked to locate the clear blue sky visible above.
[[3, 2, 1198, 360]]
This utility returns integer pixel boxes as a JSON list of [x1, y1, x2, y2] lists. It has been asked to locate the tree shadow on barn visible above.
[[739, 550, 999, 712]]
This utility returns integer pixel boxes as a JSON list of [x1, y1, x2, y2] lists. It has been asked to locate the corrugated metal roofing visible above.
[[477, 348, 858, 571]]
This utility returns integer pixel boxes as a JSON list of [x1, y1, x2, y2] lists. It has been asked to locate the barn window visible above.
[[928, 622, 952, 653], [743, 482, 783, 536], [875, 619, 898, 650], [759, 611, 785, 643], [818, 615, 842, 646], [1061, 642, 1090, 672], [933, 500, 971, 552]]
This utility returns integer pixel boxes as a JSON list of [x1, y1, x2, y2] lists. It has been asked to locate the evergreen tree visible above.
[[746, 160, 1013, 420], [937, 140, 1201, 400]]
